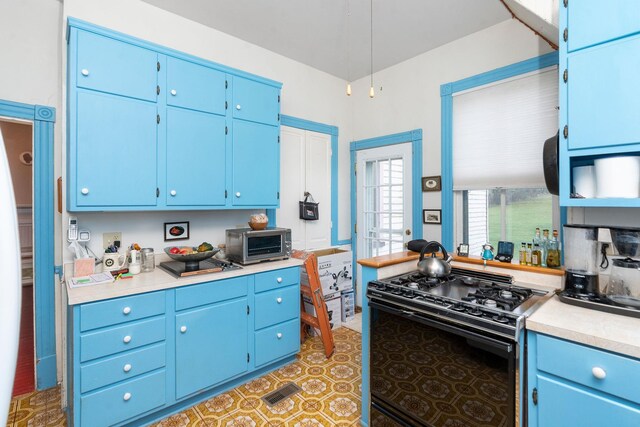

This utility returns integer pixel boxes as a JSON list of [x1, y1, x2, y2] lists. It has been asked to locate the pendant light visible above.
[[369, 0, 375, 98], [346, 0, 352, 96]]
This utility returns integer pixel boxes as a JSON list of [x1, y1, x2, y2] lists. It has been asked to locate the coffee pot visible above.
[[606, 258, 640, 308]]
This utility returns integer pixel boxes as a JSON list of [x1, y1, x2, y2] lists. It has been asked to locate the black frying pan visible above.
[[543, 132, 559, 196]]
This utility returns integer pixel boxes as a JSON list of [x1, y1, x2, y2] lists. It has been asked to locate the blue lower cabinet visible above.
[[254, 318, 300, 368], [528, 332, 640, 426], [80, 370, 166, 427], [175, 298, 249, 399]]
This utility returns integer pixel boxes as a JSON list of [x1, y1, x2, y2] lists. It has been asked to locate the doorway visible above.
[[350, 130, 423, 305], [0, 119, 35, 396]]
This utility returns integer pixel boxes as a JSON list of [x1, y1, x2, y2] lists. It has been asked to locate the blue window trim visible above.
[[440, 52, 563, 251], [0, 99, 57, 389], [350, 129, 423, 280], [268, 115, 349, 246]]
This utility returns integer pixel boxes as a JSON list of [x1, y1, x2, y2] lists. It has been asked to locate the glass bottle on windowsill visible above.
[[532, 243, 542, 267], [519, 242, 527, 265], [541, 229, 550, 267], [526, 243, 533, 266], [546, 230, 561, 268]]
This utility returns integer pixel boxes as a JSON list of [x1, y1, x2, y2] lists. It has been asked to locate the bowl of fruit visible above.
[[164, 242, 219, 270]]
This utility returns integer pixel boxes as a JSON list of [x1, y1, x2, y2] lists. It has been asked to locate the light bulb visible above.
[[369, 86, 375, 98], [346, 83, 352, 96]]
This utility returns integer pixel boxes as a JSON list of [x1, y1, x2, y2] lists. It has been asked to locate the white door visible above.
[[356, 143, 413, 303], [278, 126, 331, 250]]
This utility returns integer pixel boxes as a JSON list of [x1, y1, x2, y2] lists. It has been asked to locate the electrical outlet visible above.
[[103, 232, 122, 250]]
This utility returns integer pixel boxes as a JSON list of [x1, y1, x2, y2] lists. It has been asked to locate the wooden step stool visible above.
[[292, 250, 335, 358]]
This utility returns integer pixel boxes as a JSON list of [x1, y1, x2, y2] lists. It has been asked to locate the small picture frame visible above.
[[422, 176, 442, 192], [423, 209, 442, 224], [164, 221, 190, 241]]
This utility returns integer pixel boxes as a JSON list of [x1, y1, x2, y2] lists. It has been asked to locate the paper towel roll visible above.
[[572, 165, 596, 198], [595, 156, 640, 198]]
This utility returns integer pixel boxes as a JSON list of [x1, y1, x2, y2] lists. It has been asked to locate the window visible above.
[[452, 67, 559, 258]]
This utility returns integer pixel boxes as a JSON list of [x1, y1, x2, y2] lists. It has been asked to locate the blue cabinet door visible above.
[[166, 57, 226, 115], [76, 30, 158, 102], [534, 375, 640, 427], [567, 35, 640, 150], [232, 77, 280, 125], [166, 107, 226, 206], [231, 120, 279, 206], [568, 0, 640, 52], [175, 298, 248, 399], [75, 91, 158, 208]]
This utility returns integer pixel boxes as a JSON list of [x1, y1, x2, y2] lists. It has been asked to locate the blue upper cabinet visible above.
[[76, 30, 158, 102], [232, 76, 280, 126], [166, 57, 226, 115], [67, 19, 282, 211], [166, 108, 226, 206], [567, 0, 640, 52], [231, 120, 280, 207]]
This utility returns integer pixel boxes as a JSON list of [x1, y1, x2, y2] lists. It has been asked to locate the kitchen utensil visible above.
[[543, 132, 559, 195], [595, 156, 640, 198], [610, 227, 640, 258], [607, 257, 640, 308], [417, 241, 452, 278], [141, 248, 155, 273], [572, 165, 596, 198], [163, 247, 220, 271], [102, 252, 126, 272], [563, 225, 600, 294]]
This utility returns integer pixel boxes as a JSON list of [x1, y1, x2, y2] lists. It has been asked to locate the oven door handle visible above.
[[369, 300, 514, 354]]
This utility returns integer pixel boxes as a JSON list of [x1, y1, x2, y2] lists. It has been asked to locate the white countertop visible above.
[[65, 258, 304, 305], [527, 295, 640, 359]]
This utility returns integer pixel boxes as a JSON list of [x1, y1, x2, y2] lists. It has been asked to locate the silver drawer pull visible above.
[[123, 335, 132, 344], [276, 297, 283, 304], [122, 306, 131, 315], [81, 69, 89, 76], [180, 326, 187, 333], [123, 364, 132, 373], [123, 392, 131, 401], [276, 332, 282, 339], [276, 277, 283, 283], [592, 366, 607, 380]]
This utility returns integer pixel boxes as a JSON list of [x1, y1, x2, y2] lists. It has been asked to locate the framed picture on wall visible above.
[[164, 221, 190, 241], [423, 209, 442, 224], [422, 176, 442, 192]]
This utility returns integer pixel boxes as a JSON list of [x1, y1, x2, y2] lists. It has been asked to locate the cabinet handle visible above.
[[592, 366, 606, 380], [81, 69, 89, 76], [180, 326, 187, 333], [276, 332, 283, 339], [276, 297, 283, 304], [123, 335, 132, 344], [236, 104, 242, 110], [235, 192, 241, 198], [276, 277, 283, 283], [123, 392, 132, 401], [81, 187, 89, 195], [122, 306, 131, 315], [123, 363, 132, 373], [170, 190, 177, 196], [170, 89, 177, 96]]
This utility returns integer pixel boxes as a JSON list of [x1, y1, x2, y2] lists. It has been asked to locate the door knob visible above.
[[276, 277, 282, 283], [81, 69, 89, 76], [592, 366, 606, 380], [180, 326, 187, 333], [170, 89, 177, 96], [123, 364, 132, 373], [235, 192, 241, 198], [170, 190, 177, 196], [81, 188, 89, 195], [405, 229, 412, 236], [122, 306, 131, 315], [123, 335, 132, 344], [276, 297, 283, 304], [236, 104, 241, 110], [276, 333, 282, 339], [123, 392, 131, 401]]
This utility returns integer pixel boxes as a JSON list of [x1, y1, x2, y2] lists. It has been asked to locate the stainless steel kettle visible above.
[[417, 241, 453, 278]]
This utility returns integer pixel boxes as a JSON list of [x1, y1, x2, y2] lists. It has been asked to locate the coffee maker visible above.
[[563, 225, 600, 295]]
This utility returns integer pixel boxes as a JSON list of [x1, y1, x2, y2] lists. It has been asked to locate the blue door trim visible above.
[[440, 52, 559, 251], [350, 129, 423, 280], [0, 99, 57, 389], [272, 115, 349, 246]]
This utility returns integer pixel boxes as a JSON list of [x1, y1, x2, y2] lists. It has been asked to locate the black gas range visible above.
[[367, 266, 551, 427]]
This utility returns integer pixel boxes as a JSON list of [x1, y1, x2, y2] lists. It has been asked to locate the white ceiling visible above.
[[140, 0, 511, 81]]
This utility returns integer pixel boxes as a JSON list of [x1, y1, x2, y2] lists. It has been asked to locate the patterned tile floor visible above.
[[5, 326, 362, 427]]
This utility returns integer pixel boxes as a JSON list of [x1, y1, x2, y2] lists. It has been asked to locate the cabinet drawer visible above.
[[175, 276, 248, 311], [232, 76, 280, 125], [166, 56, 226, 114], [254, 318, 299, 367], [254, 285, 299, 330], [80, 317, 165, 362], [537, 334, 640, 404], [80, 343, 165, 393], [81, 370, 166, 426], [80, 292, 165, 332], [76, 30, 158, 102], [255, 268, 299, 293], [568, 1, 640, 52]]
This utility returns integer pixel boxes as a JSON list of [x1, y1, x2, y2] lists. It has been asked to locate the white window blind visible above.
[[452, 67, 558, 190]]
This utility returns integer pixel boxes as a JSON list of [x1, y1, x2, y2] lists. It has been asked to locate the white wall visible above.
[[60, 0, 354, 261], [350, 19, 554, 244]]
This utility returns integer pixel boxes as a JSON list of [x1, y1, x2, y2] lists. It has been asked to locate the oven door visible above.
[[369, 300, 516, 427]]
